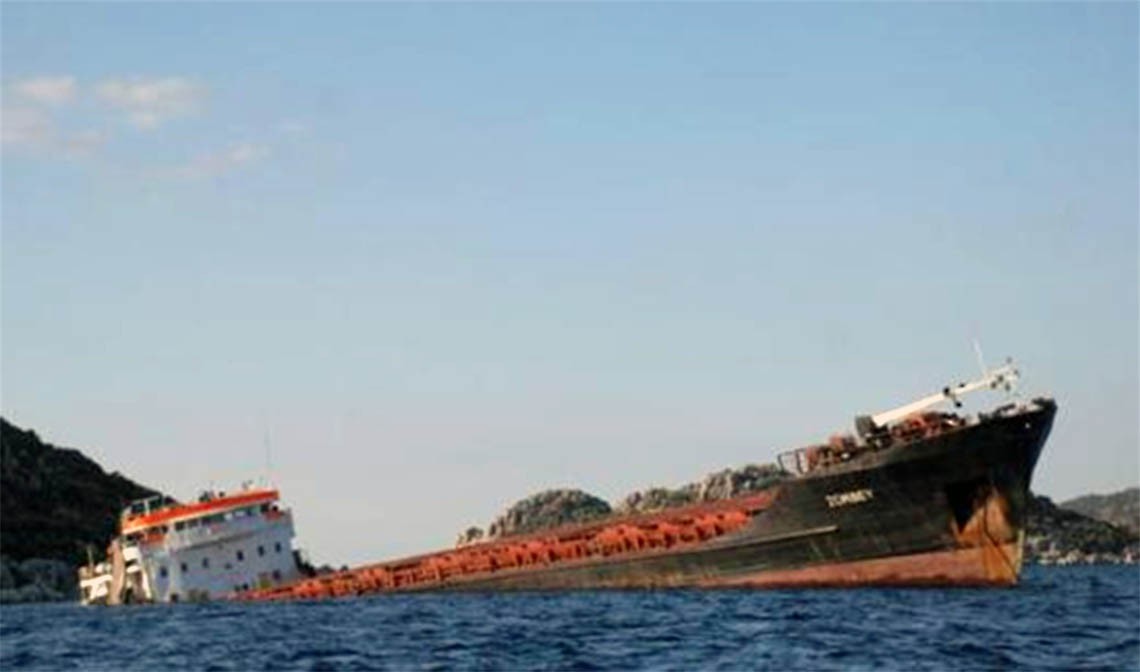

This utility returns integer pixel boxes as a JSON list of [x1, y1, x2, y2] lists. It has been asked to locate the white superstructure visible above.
[[78, 484, 301, 604]]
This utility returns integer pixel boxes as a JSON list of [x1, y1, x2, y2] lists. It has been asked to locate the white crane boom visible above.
[[870, 361, 1019, 428]]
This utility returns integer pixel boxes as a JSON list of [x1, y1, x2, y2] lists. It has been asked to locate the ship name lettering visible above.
[[825, 488, 874, 508]]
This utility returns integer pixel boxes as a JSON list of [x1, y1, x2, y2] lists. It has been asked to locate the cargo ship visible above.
[[78, 484, 302, 604], [236, 360, 1056, 601]]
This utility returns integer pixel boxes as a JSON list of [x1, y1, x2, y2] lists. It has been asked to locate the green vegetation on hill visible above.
[[0, 418, 159, 567]]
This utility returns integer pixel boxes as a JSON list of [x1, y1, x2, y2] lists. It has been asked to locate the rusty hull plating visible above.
[[238, 397, 1056, 601]]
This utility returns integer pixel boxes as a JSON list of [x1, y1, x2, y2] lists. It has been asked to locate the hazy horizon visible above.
[[3, 410, 1137, 506], [3, 3, 1136, 566]]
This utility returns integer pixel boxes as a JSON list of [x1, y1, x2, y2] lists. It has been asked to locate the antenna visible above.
[[263, 431, 273, 488], [972, 339, 988, 376]]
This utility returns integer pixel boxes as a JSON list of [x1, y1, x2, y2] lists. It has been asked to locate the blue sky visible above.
[[3, 3, 1136, 565]]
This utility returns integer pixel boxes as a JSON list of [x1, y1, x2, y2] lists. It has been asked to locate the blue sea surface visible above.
[[1, 566, 1137, 671]]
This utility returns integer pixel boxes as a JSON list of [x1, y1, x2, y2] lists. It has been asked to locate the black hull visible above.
[[427, 400, 1056, 590]]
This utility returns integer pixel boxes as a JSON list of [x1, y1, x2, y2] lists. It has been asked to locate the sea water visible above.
[[2, 565, 1137, 670]]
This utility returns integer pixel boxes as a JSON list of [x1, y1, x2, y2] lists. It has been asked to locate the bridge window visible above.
[[202, 557, 210, 569], [159, 565, 168, 578], [236, 550, 245, 562], [275, 542, 282, 553], [258, 545, 265, 557], [180, 562, 188, 573]]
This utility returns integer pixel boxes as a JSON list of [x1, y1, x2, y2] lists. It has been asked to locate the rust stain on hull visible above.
[[711, 484, 1026, 589], [706, 542, 1022, 588]]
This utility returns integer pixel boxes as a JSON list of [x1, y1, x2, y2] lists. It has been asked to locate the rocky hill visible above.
[[1060, 488, 1139, 537], [466, 465, 1138, 566], [485, 489, 612, 539], [1026, 492, 1139, 565], [0, 418, 160, 602], [618, 463, 788, 515], [467, 463, 787, 544]]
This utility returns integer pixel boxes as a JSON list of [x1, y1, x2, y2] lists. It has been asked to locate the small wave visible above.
[[2, 567, 1138, 671]]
